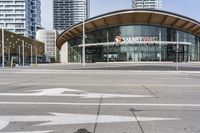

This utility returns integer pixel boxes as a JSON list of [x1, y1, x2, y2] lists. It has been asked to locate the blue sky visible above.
[[41, 0, 200, 30]]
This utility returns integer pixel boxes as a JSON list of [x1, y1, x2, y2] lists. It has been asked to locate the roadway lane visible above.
[[0, 69, 200, 133]]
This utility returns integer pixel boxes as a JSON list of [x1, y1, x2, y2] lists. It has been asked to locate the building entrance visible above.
[[127, 52, 141, 62], [83, 44, 189, 63], [167, 45, 188, 62]]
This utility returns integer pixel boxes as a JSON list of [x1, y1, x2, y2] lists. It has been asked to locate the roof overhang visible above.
[[57, 9, 200, 49], [78, 41, 192, 47]]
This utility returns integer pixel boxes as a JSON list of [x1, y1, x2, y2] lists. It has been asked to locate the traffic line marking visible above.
[[0, 102, 200, 107], [0, 131, 54, 133], [0, 112, 180, 130], [0, 88, 152, 98]]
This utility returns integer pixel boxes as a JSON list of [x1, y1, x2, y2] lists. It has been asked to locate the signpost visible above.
[[31, 44, 33, 65], [1, 28, 4, 68], [176, 33, 179, 71], [159, 28, 162, 62], [18, 45, 21, 65], [82, 1, 86, 66], [22, 40, 24, 66]]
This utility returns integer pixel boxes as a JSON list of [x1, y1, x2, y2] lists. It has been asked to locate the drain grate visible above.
[[74, 128, 92, 133]]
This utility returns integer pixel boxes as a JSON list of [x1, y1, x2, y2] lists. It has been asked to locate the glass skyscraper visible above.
[[132, 0, 162, 9], [36, 29, 59, 62], [0, 0, 41, 39], [53, 0, 90, 31]]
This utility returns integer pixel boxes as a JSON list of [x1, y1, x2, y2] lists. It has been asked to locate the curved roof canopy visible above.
[[57, 9, 200, 49]]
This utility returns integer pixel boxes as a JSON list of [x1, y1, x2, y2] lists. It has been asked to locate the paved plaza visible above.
[[0, 63, 200, 133]]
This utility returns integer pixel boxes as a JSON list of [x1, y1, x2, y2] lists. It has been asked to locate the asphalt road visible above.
[[14, 62, 200, 71], [0, 65, 200, 133]]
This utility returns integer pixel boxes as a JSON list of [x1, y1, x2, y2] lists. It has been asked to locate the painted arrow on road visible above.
[[0, 88, 152, 98], [0, 131, 54, 133], [0, 112, 180, 130]]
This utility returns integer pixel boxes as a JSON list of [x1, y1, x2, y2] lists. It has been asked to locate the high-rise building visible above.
[[132, 0, 162, 9], [53, 0, 90, 31], [36, 29, 59, 62], [0, 0, 41, 39]]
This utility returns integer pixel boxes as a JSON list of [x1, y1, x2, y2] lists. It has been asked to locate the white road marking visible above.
[[0, 121, 9, 131], [0, 112, 180, 130], [0, 102, 200, 107], [29, 88, 83, 94], [0, 88, 152, 98], [0, 131, 54, 133], [153, 78, 193, 80], [1, 69, 200, 74]]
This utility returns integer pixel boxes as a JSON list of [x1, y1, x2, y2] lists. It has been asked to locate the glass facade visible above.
[[68, 24, 200, 63], [36, 29, 59, 62], [53, 0, 90, 31], [132, 0, 162, 9], [0, 0, 41, 39]]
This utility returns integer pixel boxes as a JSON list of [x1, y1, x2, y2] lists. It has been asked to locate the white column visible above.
[[159, 28, 162, 61], [106, 30, 109, 62], [18, 45, 20, 64], [176, 32, 179, 71], [82, 1, 86, 66], [31, 45, 33, 64], [35, 46, 37, 64], [8, 47, 10, 61], [198, 40, 200, 61], [22, 40, 24, 66], [188, 45, 191, 62], [2, 28, 4, 68]]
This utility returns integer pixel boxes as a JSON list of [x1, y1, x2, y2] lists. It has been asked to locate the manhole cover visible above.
[[74, 128, 92, 133]]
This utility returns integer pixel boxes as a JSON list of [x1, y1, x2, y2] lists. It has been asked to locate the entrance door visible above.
[[168, 45, 185, 62], [86, 53, 95, 63], [127, 52, 133, 62], [127, 52, 141, 62], [176, 45, 185, 62], [126, 45, 143, 62]]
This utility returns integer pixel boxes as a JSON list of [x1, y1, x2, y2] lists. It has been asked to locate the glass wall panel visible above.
[[68, 24, 200, 62]]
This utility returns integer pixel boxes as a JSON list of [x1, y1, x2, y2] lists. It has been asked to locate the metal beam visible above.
[[196, 30, 200, 34], [185, 23, 196, 31], [66, 32, 73, 37], [132, 14, 135, 22], [59, 38, 65, 42], [85, 28, 89, 32], [69, 30, 76, 36], [180, 21, 190, 29], [71, 29, 79, 34], [91, 21, 97, 28], [171, 18, 180, 27], [74, 28, 81, 33], [148, 13, 153, 23], [160, 16, 168, 25], [118, 15, 121, 24], [193, 28, 200, 33], [102, 18, 108, 26], [63, 34, 70, 40]]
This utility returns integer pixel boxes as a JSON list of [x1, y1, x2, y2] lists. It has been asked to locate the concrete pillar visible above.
[[60, 42, 68, 63]]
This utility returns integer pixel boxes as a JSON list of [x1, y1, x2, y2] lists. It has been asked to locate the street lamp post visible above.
[[30, 45, 33, 65], [22, 40, 24, 66], [176, 32, 179, 71], [8, 46, 10, 62], [82, 1, 86, 66], [159, 28, 162, 62], [1, 28, 4, 68], [18, 45, 21, 65], [106, 30, 109, 62], [35, 46, 37, 65]]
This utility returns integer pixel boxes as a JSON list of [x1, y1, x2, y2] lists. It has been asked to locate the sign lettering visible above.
[[123, 37, 158, 42]]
